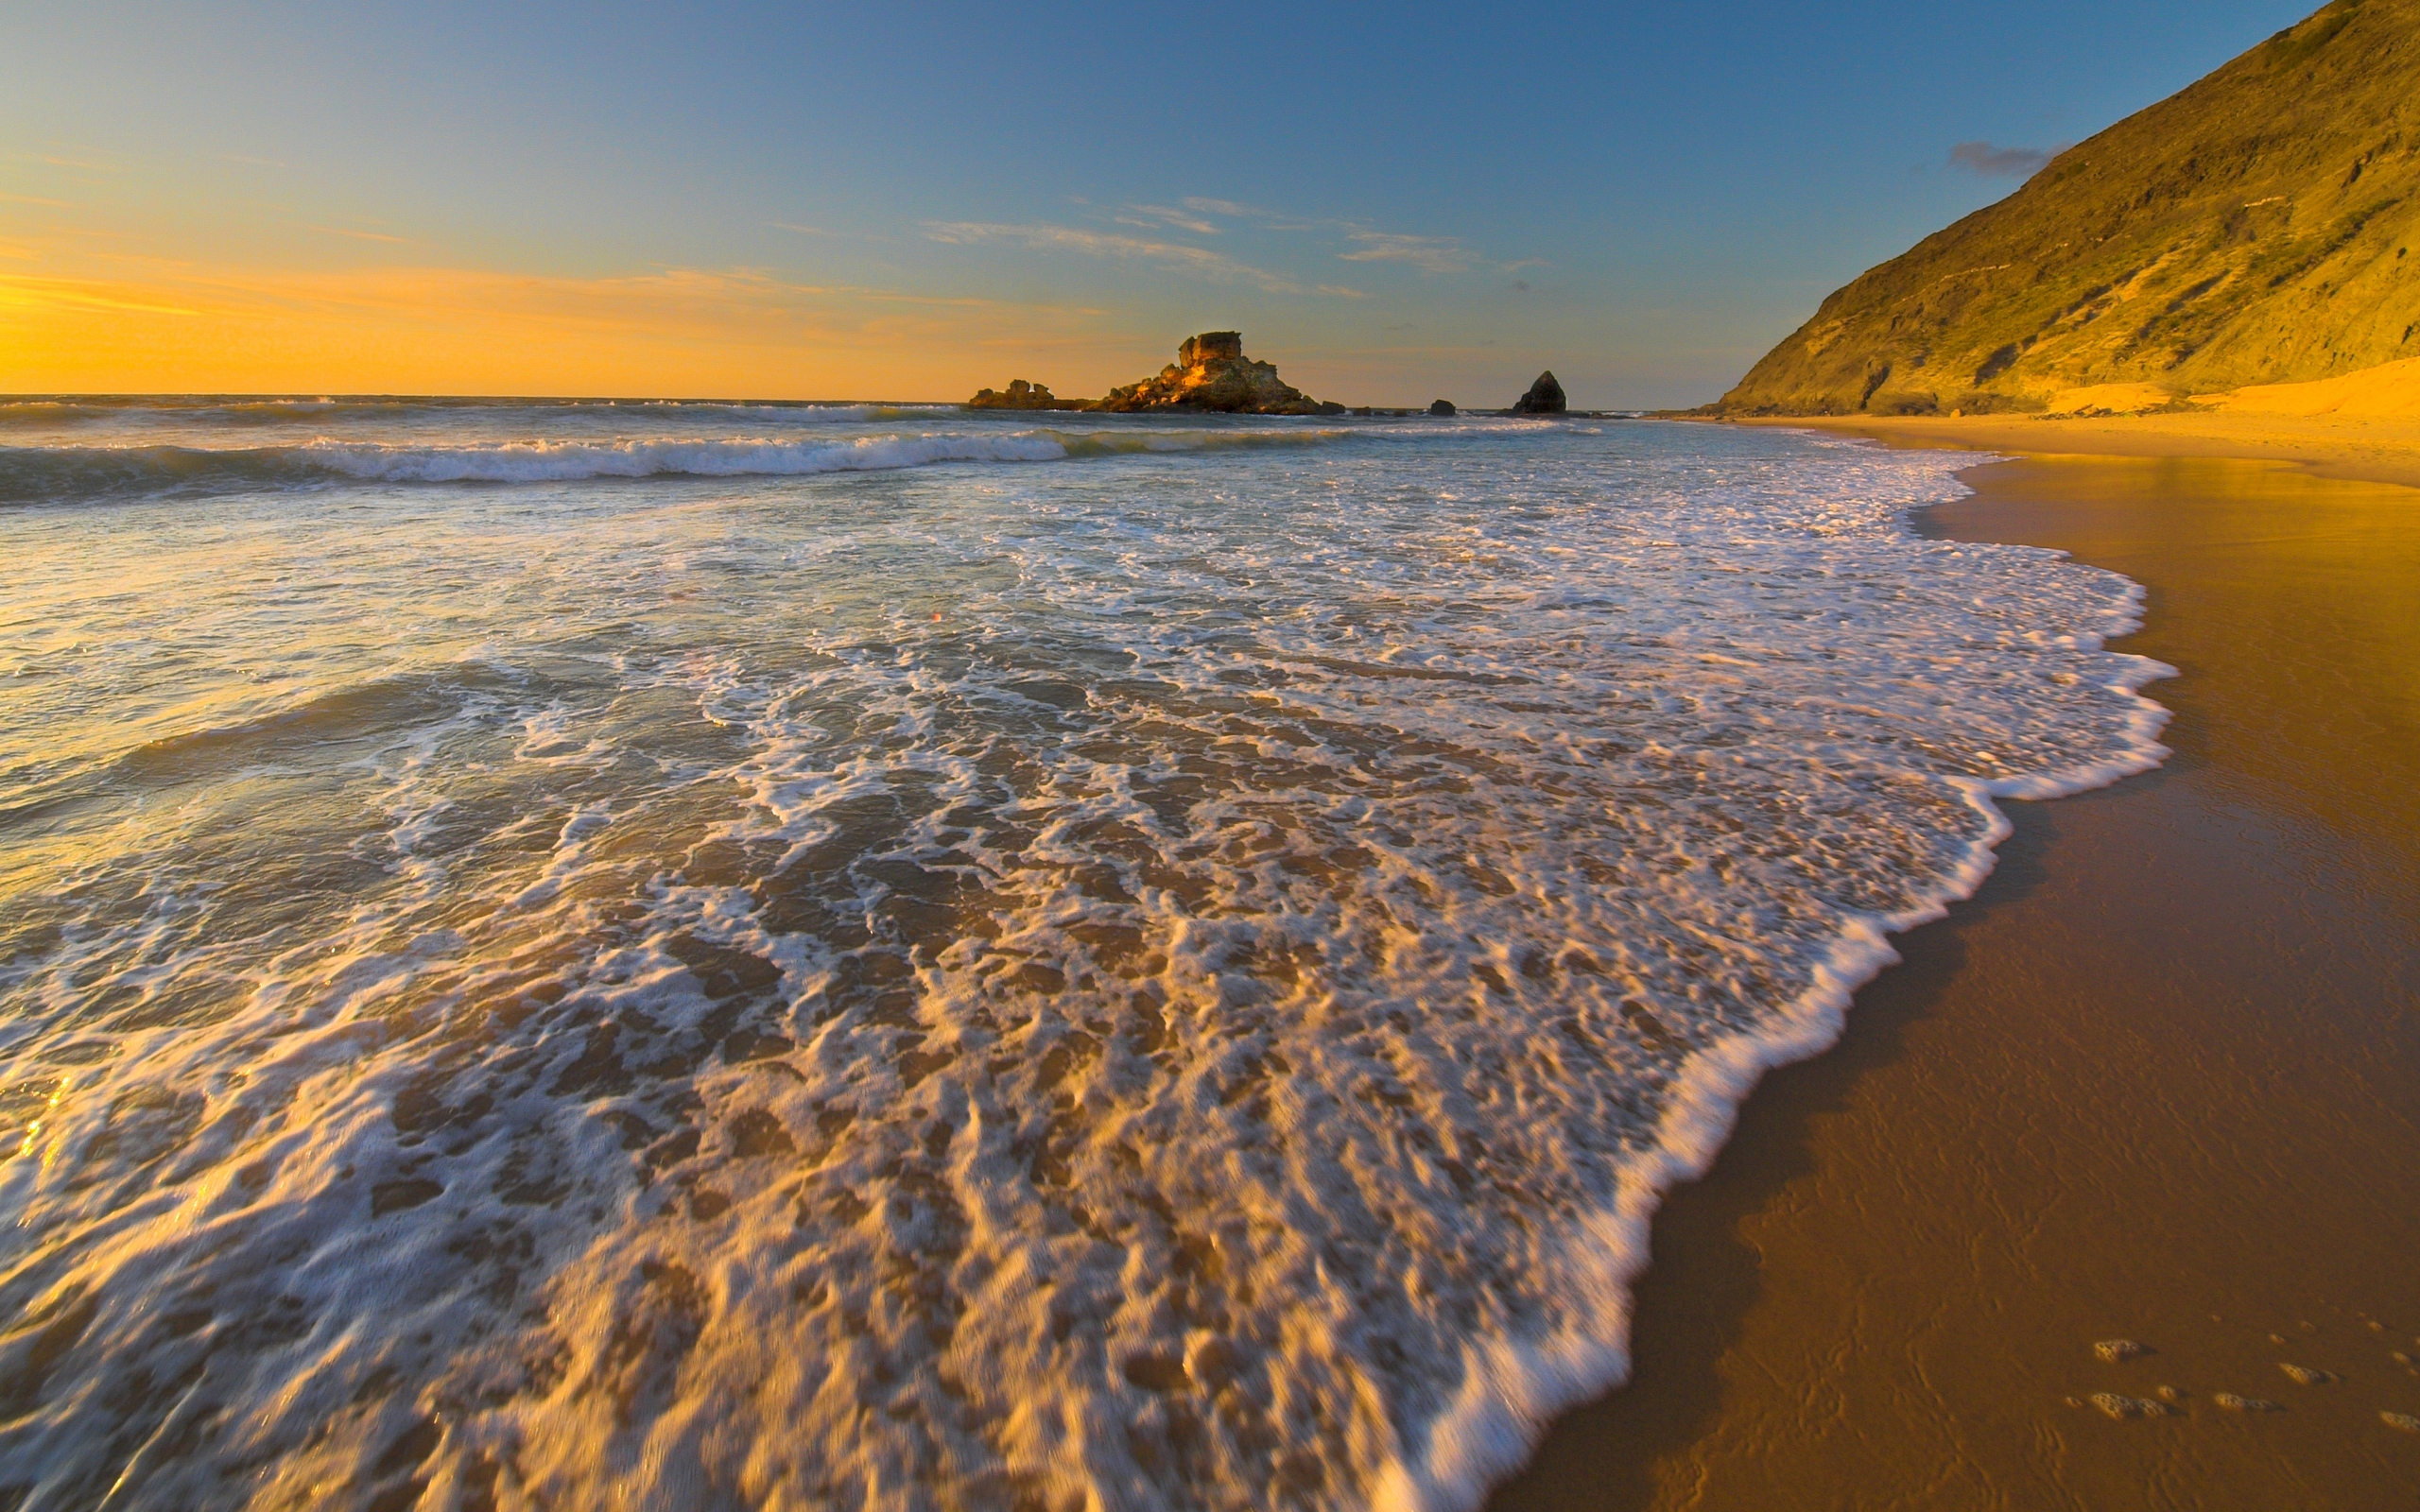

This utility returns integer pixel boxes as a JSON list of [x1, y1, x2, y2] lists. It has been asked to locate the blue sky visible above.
[[1, 1, 2321, 403]]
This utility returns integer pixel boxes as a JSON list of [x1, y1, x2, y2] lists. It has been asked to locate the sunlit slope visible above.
[[1720, 0, 2420, 416]]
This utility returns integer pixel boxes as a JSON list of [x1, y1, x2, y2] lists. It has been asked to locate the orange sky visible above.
[[0, 239, 1152, 399]]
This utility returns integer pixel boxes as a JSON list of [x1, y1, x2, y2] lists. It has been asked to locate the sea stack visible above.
[[1428, 399, 1457, 416], [1510, 371, 1566, 414], [1095, 332, 1345, 415]]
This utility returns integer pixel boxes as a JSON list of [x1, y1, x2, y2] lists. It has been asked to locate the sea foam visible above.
[[0, 411, 2167, 1510]]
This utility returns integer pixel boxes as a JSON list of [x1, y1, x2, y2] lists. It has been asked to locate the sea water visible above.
[[0, 399, 2169, 1510]]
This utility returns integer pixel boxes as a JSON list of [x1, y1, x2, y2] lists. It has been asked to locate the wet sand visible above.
[[1489, 450, 2420, 1509], [1735, 409, 2420, 490]]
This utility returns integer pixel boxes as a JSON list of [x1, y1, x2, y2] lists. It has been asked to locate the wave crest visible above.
[[0, 426, 1357, 503]]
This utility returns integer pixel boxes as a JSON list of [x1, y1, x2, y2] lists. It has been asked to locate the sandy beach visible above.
[[1490, 423, 2420, 1509]]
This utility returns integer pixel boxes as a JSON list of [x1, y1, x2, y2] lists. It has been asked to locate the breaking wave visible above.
[[0, 428, 1358, 504]]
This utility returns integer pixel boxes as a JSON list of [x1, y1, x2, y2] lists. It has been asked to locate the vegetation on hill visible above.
[[1720, 0, 2420, 415]]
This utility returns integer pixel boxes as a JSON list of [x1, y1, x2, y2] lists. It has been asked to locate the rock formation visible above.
[[1428, 399, 1457, 416], [966, 379, 1085, 411], [1094, 332, 1345, 415], [1718, 0, 2420, 415], [1510, 371, 1566, 414]]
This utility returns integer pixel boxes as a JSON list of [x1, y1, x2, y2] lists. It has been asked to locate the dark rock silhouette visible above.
[[966, 378, 1085, 411], [1510, 371, 1566, 414], [1428, 399, 1457, 417]]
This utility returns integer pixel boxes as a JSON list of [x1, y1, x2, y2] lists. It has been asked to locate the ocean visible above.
[[0, 398, 2169, 1510]]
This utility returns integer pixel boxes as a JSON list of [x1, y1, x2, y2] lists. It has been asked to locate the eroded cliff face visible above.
[[1094, 332, 1343, 415], [1720, 0, 2420, 416]]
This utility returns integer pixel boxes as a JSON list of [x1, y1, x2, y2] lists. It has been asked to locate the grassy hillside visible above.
[[1720, 0, 2420, 416]]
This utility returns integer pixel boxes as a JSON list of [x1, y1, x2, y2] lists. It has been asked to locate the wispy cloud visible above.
[[1123, 203, 1220, 235], [1948, 141, 2053, 178], [1337, 232, 1473, 274], [1180, 198, 1268, 219], [771, 221, 841, 237], [308, 225, 408, 244], [924, 220, 1355, 296]]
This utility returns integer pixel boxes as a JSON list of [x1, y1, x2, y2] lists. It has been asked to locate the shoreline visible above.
[[1486, 429, 2420, 1507], [1723, 409, 2420, 490]]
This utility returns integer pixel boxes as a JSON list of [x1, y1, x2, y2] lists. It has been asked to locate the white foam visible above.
[[0, 418, 2172, 1510], [297, 430, 1076, 482]]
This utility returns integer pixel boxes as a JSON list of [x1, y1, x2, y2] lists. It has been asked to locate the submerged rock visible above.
[[1428, 399, 1456, 416], [1094, 331, 1343, 415], [2385, 1412, 2420, 1433], [2278, 1363, 2336, 1385], [2089, 1392, 2169, 1419], [2214, 1392, 2285, 1412], [1510, 370, 1566, 414], [2095, 1339, 2150, 1364]]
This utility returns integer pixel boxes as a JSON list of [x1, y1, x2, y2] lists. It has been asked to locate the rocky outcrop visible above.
[[1509, 371, 1566, 414], [1094, 332, 1345, 415], [1719, 0, 2420, 415], [966, 379, 1086, 411], [1428, 399, 1457, 416]]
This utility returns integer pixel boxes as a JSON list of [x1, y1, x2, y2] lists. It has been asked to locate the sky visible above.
[[0, 0, 2323, 406]]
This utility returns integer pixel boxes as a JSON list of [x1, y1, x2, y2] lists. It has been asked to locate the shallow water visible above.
[[0, 401, 2167, 1511]]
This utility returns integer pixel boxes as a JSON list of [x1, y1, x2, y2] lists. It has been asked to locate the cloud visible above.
[[924, 220, 1349, 296], [1948, 141, 2053, 178], [1336, 232, 1473, 274], [1124, 204, 1221, 235], [1180, 198, 1268, 218]]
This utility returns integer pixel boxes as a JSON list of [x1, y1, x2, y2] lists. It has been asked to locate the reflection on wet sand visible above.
[[1494, 455, 2420, 1511]]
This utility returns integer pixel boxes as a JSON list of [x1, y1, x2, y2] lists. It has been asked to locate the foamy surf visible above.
[[0, 425, 1367, 503], [0, 408, 2168, 1510]]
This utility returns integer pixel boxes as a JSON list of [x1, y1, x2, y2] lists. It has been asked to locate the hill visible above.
[[1719, 0, 2420, 416]]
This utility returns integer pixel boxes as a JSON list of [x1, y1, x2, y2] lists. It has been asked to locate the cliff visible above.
[[1720, 0, 2420, 416]]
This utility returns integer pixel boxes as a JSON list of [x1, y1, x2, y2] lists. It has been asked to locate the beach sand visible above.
[[1487, 437, 2420, 1509], [1753, 409, 2420, 490]]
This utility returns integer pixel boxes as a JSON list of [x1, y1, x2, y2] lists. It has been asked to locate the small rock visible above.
[[2155, 1385, 2182, 1403], [2278, 1363, 2335, 1385], [2367, 1320, 2387, 1332], [2269, 1332, 2289, 1344], [2214, 1393, 2284, 1412], [2095, 1339, 2149, 1364], [2064, 1396, 2084, 1409], [1428, 399, 1456, 417], [2385, 1412, 2420, 1434], [1509, 370, 1566, 415], [2393, 1351, 2411, 1366], [2089, 1392, 2167, 1419]]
